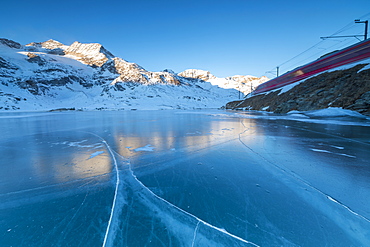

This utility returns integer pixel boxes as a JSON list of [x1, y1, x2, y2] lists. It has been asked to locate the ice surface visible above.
[[0, 110, 369, 246]]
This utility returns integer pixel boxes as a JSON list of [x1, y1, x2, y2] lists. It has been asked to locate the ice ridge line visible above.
[[101, 138, 120, 247], [122, 155, 259, 247], [81, 132, 120, 247], [326, 195, 368, 221], [191, 221, 201, 247]]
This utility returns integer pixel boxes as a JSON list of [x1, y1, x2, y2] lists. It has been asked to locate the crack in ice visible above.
[[237, 119, 370, 224], [81, 132, 120, 247], [83, 131, 258, 246], [191, 221, 200, 247], [101, 138, 120, 247], [119, 151, 260, 247]]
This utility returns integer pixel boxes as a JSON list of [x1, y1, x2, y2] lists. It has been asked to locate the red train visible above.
[[253, 38, 370, 95]]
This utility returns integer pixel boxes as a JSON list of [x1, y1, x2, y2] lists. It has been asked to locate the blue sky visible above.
[[1, 0, 370, 77]]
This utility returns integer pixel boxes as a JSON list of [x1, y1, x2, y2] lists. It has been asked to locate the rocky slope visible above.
[[0, 38, 266, 111], [226, 61, 370, 116]]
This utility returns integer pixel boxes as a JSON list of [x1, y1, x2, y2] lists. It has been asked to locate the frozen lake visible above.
[[1, 110, 369, 246]]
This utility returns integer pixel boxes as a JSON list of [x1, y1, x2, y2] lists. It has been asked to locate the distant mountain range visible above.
[[0, 38, 268, 111]]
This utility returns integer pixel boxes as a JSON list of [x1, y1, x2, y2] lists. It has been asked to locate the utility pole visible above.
[[276, 66, 279, 77], [355, 19, 368, 40], [320, 19, 368, 41]]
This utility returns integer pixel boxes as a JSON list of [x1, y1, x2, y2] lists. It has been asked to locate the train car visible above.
[[252, 38, 370, 95]]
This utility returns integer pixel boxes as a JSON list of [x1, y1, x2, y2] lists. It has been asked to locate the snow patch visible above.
[[330, 145, 344, 150], [310, 149, 332, 153], [304, 107, 368, 118], [338, 153, 356, 158]]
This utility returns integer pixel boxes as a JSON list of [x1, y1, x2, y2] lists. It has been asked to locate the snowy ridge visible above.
[[179, 69, 269, 95], [0, 38, 265, 111]]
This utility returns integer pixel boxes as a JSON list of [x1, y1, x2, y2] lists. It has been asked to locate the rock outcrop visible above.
[[26, 52, 46, 66], [64, 41, 114, 67], [179, 69, 216, 81], [26, 39, 66, 50], [108, 58, 181, 85], [227, 75, 269, 85], [0, 38, 22, 49], [25, 39, 67, 55], [226, 63, 370, 116]]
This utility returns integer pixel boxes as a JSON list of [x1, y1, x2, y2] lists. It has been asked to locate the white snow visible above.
[[304, 107, 368, 118], [310, 148, 356, 158], [311, 148, 332, 153], [233, 108, 370, 126], [330, 145, 344, 150], [338, 153, 356, 158]]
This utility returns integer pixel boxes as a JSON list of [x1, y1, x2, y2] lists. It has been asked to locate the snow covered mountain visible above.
[[179, 69, 269, 95], [0, 38, 267, 111]]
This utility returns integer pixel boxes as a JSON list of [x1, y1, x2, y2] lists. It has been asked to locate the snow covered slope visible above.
[[0, 38, 260, 111]]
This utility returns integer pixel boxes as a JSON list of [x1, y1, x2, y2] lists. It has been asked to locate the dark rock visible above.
[[113, 83, 126, 91], [49, 108, 76, 112], [27, 53, 46, 66], [0, 38, 22, 49], [16, 75, 93, 95], [163, 69, 175, 74], [347, 91, 370, 115], [47, 48, 65, 55], [0, 57, 18, 70], [16, 79, 39, 95]]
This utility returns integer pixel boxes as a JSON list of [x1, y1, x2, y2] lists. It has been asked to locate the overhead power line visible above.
[[264, 11, 370, 78]]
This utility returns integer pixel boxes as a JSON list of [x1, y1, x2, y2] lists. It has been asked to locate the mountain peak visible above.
[[25, 39, 67, 52], [41, 39, 66, 49], [64, 41, 114, 67]]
